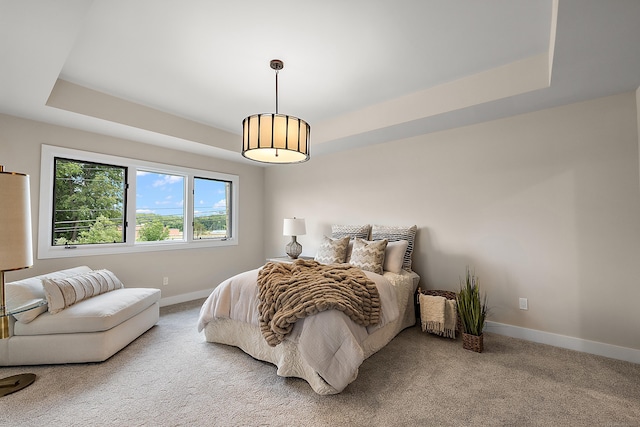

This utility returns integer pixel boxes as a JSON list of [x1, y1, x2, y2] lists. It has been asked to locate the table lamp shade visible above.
[[283, 218, 306, 236], [0, 171, 33, 271]]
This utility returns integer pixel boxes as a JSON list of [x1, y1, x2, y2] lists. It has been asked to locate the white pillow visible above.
[[383, 240, 409, 274], [346, 240, 354, 262], [349, 238, 388, 275], [5, 277, 48, 323], [43, 269, 124, 314]]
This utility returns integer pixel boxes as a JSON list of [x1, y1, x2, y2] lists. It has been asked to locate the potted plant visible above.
[[456, 267, 488, 352]]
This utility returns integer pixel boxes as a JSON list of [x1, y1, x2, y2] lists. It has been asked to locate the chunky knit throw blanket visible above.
[[257, 259, 381, 347]]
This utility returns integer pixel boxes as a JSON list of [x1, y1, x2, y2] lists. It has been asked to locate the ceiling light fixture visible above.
[[242, 59, 310, 164]]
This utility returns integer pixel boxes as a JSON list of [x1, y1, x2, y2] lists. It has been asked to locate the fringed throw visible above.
[[257, 259, 381, 347], [419, 294, 457, 339]]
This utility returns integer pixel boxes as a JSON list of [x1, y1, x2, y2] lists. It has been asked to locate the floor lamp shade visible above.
[[0, 171, 33, 271]]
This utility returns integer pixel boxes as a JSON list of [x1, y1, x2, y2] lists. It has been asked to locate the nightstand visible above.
[[266, 256, 314, 264]]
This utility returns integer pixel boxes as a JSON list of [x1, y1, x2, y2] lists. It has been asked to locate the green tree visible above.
[[162, 215, 183, 231], [138, 220, 170, 241], [53, 159, 125, 244], [194, 220, 206, 238], [136, 213, 183, 232], [76, 215, 123, 244]]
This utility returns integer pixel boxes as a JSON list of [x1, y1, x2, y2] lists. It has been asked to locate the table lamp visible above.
[[0, 165, 36, 396], [283, 217, 306, 259]]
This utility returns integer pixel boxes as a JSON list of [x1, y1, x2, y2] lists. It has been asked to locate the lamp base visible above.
[[0, 373, 36, 397], [285, 236, 302, 259], [0, 316, 9, 339]]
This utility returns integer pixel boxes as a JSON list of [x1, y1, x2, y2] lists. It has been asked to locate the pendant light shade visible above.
[[242, 114, 310, 163], [242, 60, 310, 164]]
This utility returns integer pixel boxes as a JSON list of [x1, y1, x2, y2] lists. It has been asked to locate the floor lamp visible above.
[[0, 165, 36, 397]]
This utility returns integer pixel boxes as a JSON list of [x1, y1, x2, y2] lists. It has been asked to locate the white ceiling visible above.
[[1, 0, 640, 165]]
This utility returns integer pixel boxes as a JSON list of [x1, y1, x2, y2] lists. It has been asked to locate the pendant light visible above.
[[242, 59, 310, 164]]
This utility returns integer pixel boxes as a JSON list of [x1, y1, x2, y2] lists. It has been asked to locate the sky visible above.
[[136, 171, 228, 217]]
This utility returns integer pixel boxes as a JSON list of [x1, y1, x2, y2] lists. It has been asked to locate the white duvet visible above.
[[198, 266, 419, 394]]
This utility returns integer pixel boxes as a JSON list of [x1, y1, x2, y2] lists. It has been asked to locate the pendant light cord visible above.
[[275, 69, 279, 157], [275, 69, 279, 114]]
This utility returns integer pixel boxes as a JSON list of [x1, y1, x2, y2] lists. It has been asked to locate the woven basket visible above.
[[462, 332, 484, 353], [417, 288, 462, 333]]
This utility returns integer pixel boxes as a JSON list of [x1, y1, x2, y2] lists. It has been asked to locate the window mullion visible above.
[[126, 168, 137, 247], [185, 175, 194, 243]]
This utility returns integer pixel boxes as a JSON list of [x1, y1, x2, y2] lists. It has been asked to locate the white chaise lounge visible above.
[[1, 266, 160, 366]]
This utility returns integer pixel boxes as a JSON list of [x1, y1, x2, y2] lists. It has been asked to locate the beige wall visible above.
[[0, 114, 265, 301], [2, 91, 639, 353], [264, 92, 640, 351]]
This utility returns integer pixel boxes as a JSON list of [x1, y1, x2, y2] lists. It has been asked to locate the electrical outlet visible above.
[[519, 297, 528, 310], [163, 277, 169, 286]]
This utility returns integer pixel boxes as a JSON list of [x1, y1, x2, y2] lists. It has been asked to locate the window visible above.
[[136, 171, 185, 242], [193, 177, 232, 240], [38, 145, 239, 259], [52, 158, 127, 246]]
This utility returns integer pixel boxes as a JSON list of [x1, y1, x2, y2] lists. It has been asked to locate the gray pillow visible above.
[[371, 225, 417, 271], [331, 224, 371, 240]]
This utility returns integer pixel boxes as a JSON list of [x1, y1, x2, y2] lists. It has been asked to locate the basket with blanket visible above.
[[417, 288, 461, 339]]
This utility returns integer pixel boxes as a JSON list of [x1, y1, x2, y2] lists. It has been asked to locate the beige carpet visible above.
[[1, 299, 639, 426]]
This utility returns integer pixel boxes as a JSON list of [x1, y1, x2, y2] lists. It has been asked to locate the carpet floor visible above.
[[1, 299, 639, 426]]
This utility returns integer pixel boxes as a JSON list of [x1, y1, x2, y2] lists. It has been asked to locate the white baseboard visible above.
[[159, 289, 213, 307], [485, 321, 640, 365]]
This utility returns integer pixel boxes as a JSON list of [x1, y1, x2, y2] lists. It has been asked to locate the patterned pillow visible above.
[[349, 238, 388, 275], [331, 224, 371, 240], [371, 225, 417, 271], [314, 236, 350, 264], [43, 269, 124, 314]]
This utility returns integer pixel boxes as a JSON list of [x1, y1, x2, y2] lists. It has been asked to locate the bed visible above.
[[197, 224, 419, 395]]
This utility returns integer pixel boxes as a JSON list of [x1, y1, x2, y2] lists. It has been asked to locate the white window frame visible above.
[[38, 145, 239, 259]]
